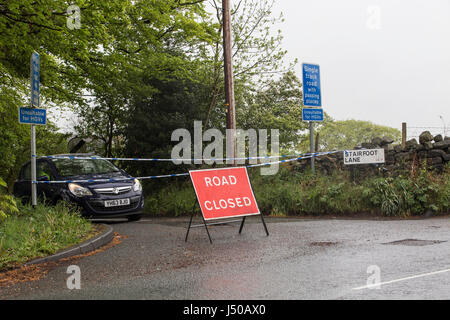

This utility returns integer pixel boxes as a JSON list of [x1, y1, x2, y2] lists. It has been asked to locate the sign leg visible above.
[[185, 212, 194, 242], [238, 216, 246, 234], [202, 218, 213, 244], [260, 214, 269, 236], [185, 199, 198, 242]]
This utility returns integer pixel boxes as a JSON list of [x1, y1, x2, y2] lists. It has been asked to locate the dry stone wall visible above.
[[295, 131, 450, 175]]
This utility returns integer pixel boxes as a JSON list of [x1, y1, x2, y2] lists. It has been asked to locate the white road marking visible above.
[[353, 268, 450, 290]]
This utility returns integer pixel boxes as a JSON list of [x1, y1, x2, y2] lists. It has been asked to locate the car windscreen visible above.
[[50, 158, 120, 177]]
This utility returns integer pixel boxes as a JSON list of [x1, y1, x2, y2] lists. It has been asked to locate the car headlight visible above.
[[68, 183, 93, 197], [133, 178, 142, 192]]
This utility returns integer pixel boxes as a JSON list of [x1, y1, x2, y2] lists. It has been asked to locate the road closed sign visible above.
[[344, 149, 385, 165], [189, 167, 260, 221]]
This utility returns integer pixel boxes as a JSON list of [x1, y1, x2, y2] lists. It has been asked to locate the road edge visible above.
[[24, 224, 114, 266]]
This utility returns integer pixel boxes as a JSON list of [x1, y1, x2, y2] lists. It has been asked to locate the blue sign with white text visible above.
[[302, 63, 321, 107], [31, 52, 40, 107], [302, 108, 324, 122], [19, 107, 46, 125]]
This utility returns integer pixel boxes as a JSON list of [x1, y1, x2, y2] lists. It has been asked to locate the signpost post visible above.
[[29, 52, 41, 207], [302, 63, 322, 173], [186, 167, 268, 243]]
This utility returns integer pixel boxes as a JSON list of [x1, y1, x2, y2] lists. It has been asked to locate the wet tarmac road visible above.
[[1, 216, 450, 299]]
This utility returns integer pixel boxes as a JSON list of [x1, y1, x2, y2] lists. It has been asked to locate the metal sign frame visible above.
[[185, 167, 269, 243]]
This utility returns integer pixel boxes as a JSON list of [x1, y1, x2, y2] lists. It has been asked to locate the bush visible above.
[[0, 177, 18, 222], [143, 163, 450, 218], [145, 181, 197, 216], [362, 165, 449, 216]]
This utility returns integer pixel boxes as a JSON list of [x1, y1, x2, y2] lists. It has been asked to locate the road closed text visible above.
[[189, 167, 260, 220], [203, 174, 253, 211], [204, 197, 252, 211], [204, 175, 237, 187]]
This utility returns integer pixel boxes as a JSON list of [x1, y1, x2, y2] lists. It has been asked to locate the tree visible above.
[[0, 80, 69, 189], [0, 0, 134, 104], [303, 120, 401, 152], [239, 71, 307, 152], [0, 0, 134, 186], [72, 0, 216, 157], [202, 0, 293, 129], [123, 75, 211, 190], [77, 0, 294, 160]]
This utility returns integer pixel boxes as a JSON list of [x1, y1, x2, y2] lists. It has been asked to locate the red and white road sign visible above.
[[189, 167, 260, 221]]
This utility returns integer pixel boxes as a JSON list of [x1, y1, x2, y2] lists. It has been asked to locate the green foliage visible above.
[[204, 0, 292, 130], [144, 181, 197, 216], [123, 76, 211, 191], [143, 164, 450, 218], [0, 109, 69, 191], [301, 119, 401, 151], [363, 165, 450, 216], [253, 170, 368, 215], [437, 167, 450, 212], [251, 168, 301, 215], [0, 178, 19, 222], [0, 201, 93, 270], [72, 0, 216, 157], [239, 71, 307, 151]]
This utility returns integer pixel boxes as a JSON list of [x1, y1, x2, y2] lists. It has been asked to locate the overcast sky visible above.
[[271, 0, 450, 138]]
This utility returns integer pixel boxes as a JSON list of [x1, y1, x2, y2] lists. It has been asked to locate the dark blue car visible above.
[[13, 154, 144, 221]]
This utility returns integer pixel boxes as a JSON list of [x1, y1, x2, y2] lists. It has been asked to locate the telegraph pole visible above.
[[222, 0, 237, 165]]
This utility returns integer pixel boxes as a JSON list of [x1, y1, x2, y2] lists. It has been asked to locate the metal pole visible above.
[[222, 0, 237, 166], [30, 52, 38, 207], [310, 121, 315, 173], [402, 122, 406, 149], [31, 125, 37, 206]]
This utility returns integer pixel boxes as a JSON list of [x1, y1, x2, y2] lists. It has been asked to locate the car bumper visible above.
[[67, 192, 144, 218]]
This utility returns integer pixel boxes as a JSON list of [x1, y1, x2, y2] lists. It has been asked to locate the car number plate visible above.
[[104, 198, 130, 207]]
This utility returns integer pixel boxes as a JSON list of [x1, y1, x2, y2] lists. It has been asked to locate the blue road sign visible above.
[[302, 63, 321, 107], [302, 108, 324, 122], [31, 52, 40, 107], [19, 107, 46, 125]]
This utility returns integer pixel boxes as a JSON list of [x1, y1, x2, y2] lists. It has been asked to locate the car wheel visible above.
[[127, 214, 142, 222]]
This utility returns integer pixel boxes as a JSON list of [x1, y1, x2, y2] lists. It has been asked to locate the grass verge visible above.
[[0, 202, 95, 271]]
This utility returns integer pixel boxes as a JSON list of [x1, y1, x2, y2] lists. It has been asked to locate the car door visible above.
[[36, 160, 57, 202], [13, 160, 57, 203], [13, 162, 31, 202]]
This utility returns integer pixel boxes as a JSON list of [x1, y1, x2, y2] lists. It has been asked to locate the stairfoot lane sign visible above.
[[344, 149, 385, 165], [189, 167, 260, 221]]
